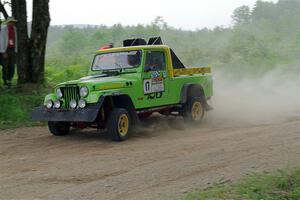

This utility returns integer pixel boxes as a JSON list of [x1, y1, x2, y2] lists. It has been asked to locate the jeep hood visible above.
[[56, 74, 135, 90]]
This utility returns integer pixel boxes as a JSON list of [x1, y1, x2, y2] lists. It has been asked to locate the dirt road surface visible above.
[[0, 115, 299, 200]]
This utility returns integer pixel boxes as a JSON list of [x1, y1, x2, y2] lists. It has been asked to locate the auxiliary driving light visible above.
[[70, 99, 77, 109], [45, 100, 53, 109], [56, 88, 63, 99], [80, 86, 89, 97], [53, 100, 61, 109], [78, 99, 87, 108]]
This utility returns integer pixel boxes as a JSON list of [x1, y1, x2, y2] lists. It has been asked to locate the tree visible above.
[[60, 28, 86, 56], [1, 0, 50, 84], [152, 16, 168, 29], [251, 1, 276, 21], [29, 0, 50, 83], [232, 5, 251, 25]]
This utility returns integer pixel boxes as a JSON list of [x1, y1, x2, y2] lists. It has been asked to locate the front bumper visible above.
[[30, 103, 101, 122]]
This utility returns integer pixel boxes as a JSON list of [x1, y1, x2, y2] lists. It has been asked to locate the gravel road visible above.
[[0, 114, 299, 200]]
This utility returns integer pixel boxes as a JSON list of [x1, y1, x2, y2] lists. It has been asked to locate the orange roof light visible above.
[[99, 43, 114, 50]]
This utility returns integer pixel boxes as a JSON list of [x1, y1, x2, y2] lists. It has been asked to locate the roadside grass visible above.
[[0, 64, 87, 130], [0, 89, 47, 129], [181, 167, 300, 200]]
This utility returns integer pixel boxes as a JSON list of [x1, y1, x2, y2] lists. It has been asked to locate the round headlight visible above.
[[45, 100, 53, 109], [56, 88, 63, 99], [53, 100, 61, 109], [80, 86, 89, 97], [70, 99, 77, 109], [78, 99, 87, 108]]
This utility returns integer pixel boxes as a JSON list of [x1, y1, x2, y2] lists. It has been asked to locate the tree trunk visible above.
[[11, 0, 31, 84], [11, 0, 50, 84], [30, 0, 50, 83], [0, 1, 8, 19]]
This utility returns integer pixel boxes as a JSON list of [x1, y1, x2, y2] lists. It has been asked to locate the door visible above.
[[141, 50, 170, 107]]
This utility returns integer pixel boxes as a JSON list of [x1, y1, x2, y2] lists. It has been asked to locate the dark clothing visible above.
[[2, 48, 16, 83], [1, 55, 6, 84], [7, 25, 16, 48], [1, 56, 7, 84]]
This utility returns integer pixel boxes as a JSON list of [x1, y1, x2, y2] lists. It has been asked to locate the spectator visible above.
[[0, 19, 8, 87], [1, 17, 17, 88]]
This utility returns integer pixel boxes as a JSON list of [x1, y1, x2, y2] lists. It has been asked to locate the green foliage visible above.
[[60, 29, 88, 56], [232, 5, 251, 25], [181, 168, 300, 200], [0, 90, 46, 129], [45, 64, 88, 87], [0, 63, 89, 129]]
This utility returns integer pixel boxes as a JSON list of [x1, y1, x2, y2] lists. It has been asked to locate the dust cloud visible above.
[[137, 66, 300, 133], [206, 67, 300, 127]]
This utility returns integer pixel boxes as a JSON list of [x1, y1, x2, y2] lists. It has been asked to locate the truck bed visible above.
[[173, 67, 211, 77]]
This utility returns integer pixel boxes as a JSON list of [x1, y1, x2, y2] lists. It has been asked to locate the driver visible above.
[[127, 52, 140, 67], [145, 58, 162, 71], [127, 55, 138, 66]]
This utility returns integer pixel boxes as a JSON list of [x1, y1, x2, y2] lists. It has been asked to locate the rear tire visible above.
[[106, 108, 131, 141], [48, 121, 70, 136], [183, 97, 205, 125]]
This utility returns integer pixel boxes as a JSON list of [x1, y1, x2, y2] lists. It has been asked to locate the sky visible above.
[[24, 0, 277, 30]]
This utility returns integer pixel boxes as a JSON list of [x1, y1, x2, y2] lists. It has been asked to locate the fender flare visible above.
[[179, 83, 213, 111], [179, 83, 205, 103], [100, 93, 139, 124]]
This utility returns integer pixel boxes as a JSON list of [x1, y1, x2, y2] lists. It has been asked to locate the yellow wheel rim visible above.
[[191, 101, 202, 120], [118, 114, 129, 136]]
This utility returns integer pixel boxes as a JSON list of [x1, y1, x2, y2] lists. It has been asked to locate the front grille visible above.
[[61, 85, 80, 108]]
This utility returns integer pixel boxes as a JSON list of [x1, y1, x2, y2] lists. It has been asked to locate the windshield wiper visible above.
[[120, 69, 137, 74], [102, 70, 120, 76], [114, 62, 124, 72]]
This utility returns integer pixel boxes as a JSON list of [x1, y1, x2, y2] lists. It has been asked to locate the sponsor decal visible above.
[[151, 71, 160, 79], [143, 78, 164, 94], [147, 92, 163, 99]]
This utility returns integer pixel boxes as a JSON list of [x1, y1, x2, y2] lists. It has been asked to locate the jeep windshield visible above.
[[92, 50, 141, 71]]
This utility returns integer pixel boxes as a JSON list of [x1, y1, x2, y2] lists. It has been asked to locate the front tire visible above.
[[106, 108, 131, 141], [183, 97, 205, 125], [48, 121, 70, 136]]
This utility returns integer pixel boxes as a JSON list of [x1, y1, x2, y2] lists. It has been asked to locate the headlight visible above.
[[70, 99, 77, 109], [80, 86, 89, 97], [45, 100, 53, 109], [56, 88, 63, 99], [53, 100, 61, 109], [78, 99, 87, 108]]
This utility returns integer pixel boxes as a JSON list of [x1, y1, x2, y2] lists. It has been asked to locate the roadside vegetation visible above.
[[0, 0, 299, 129], [181, 167, 300, 200], [0, 90, 45, 129], [0, 64, 87, 130]]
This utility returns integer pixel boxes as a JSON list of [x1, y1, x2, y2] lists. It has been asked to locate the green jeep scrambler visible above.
[[31, 37, 213, 141]]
